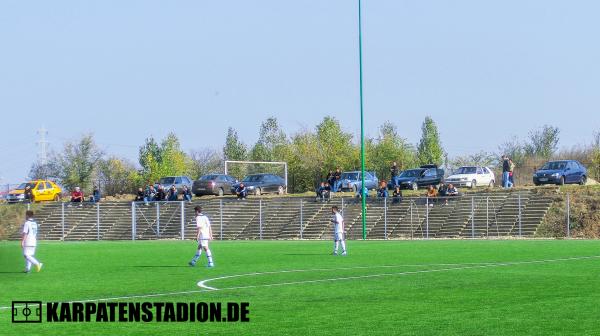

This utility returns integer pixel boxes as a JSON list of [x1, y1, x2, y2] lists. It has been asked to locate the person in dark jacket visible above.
[[332, 168, 342, 192], [135, 188, 145, 202], [155, 185, 166, 201], [24, 185, 34, 203], [89, 186, 101, 203], [236, 183, 248, 200], [502, 155, 512, 188], [167, 185, 178, 201], [144, 185, 156, 205], [392, 186, 402, 204]]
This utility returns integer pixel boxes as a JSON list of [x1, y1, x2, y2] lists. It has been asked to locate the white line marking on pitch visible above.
[[197, 255, 600, 291], [2, 255, 598, 311]]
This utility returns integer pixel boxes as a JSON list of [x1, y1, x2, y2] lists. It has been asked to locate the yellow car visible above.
[[6, 180, 62, 203]]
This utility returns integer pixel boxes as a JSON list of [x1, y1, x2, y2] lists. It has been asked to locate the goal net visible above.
[[224, 160, 288, 193]]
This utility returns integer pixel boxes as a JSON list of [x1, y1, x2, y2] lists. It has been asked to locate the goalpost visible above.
[[224, 160, 288, 194]]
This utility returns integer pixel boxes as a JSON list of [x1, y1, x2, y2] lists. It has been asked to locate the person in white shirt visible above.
[[189, 206, 214, 267], [331, 206, 347, 256], [21, 210, 43, 273]]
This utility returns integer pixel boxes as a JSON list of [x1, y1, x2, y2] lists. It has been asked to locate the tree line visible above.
[[29, 117, 600, 195]]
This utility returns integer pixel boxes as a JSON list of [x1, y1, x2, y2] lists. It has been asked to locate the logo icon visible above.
[[12, 301, 42, 323]]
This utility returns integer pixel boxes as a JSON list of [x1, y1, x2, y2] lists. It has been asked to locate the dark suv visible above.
[[393, 165, 445, 190], [193, 174, 238, 196], [231, 174, 286, 196]]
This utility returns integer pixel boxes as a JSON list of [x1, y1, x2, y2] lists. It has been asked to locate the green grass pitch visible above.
[[1, 240, 600, 335]]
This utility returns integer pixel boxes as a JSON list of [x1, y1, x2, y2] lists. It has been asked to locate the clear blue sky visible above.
[[1, 1, 599, 183]]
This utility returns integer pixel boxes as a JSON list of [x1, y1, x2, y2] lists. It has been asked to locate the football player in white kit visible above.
[[331, 206, 347, 256], [189, 206, 214, 267], [21, 210, 43, 273]]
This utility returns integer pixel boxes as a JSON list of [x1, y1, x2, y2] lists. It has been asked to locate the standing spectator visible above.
[[502, 155, 513, 188], [390, 162, 400, 188], [181, 185, 192, 202], [377, 181, 388, 198], [167, 185, 178, 201], [89, 186, 101, 203], [509, 158, 516, 187], [71, 187, 84, 206], [236, 183, 248, 200], [24, 185, 34, 203], [134, 188, 145, 202], [392, 186, 403, 204], [326, 170, 335, 188], [332, 168, 342, 192]]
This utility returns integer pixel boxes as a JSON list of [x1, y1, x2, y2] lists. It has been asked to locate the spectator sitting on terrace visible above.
[[438, 183, 448, 197], [392, 186, 403, 204], [71, 187, 84, 206], [167, 185, 178, 201], [316, 182, 331, 202], [89, 185, 101, 203], [447, 184, 459, 196], [355, 186, 369, 199], [181, 185, 192, 202], [236, 183, 248, 200], [155, 185, 166, 201], [135, 188, 145, 202], [144, 185, 156, 205], [377, 181, 388, 198], [426, 185, 438, 207]]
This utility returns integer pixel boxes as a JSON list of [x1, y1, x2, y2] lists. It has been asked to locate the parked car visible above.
[[156, 176, 193, 193], [193, 174, 238, 197], [445, 166, 495, 188], [339, 171, 379, 192], [6, 180, 62, 203], [533, 160, 587, 186], [231, 174, 286, 196], [394, 165, 445, 190]]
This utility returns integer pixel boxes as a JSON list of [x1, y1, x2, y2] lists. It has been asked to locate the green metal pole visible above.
[[358, 0, 367, 240]]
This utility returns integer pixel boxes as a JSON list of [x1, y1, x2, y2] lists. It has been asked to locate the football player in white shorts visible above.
[[21, 210, 43, 273], [331, 206, 347, 256], [189, 206, 214, 267]]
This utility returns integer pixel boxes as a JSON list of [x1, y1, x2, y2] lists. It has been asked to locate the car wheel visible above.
[[558, 176, 565, 185], [218, 188, 224, 197], [54, 194, 60, 202], [255, 188, 261, 196], [471, 180, 477, 188], [488, 180, 494, 188], [278, 186, 285, 195], [580, 175, 587, 186], [534, 182, 541, 186], [411, 183, 418, 191]]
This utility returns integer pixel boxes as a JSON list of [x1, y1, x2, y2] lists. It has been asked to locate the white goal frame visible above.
[[224, 160, 288, 193]]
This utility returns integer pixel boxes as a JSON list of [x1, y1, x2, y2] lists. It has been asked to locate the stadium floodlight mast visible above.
[[224, 160, 288, 193], [358, 0, 367, 240]]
